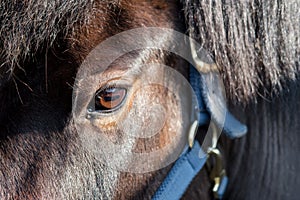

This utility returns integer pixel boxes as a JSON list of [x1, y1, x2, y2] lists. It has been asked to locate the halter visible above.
[[152, 46, 247, 199]]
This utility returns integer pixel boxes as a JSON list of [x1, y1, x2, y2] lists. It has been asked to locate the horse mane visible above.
[[182, 0, 299, 102]]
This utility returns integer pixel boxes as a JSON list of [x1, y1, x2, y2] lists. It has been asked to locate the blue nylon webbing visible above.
[[189, 64, 210, 126], [152, 141, 207, 200], [190, 66, 247, 137], [217, 176, 228, 199], [151, 65, 247, 200]]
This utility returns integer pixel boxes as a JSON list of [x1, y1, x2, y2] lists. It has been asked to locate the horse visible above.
[[0, 0, 299, 199]]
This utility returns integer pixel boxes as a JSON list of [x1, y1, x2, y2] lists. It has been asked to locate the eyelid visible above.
[[97, 77, 133, 92]]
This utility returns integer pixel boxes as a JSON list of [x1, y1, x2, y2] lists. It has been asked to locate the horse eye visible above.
[[94, 86, 127, 113]]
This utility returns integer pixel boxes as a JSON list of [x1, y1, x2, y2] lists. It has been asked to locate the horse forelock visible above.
[[1, 0, 299, 103], [0, 0, 122, 73]]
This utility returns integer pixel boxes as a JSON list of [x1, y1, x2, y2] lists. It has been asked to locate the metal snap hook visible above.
[[207, 146, 228, 199]]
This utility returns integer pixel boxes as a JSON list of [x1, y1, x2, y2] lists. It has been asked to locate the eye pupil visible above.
[[94, 87, 127, 112], [102, 94, 121, 102]]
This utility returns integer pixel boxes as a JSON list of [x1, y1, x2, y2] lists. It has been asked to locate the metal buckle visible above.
[[205, 123, 227, 199], [188, 33, 229, 199], [207, 147, 227, 199], [188, 121, 227, 199], [189, 36, 219, 73], [188, 120, 199, 148]]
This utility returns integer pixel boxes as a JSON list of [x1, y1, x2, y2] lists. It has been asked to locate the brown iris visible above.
[[94, 87, 127, 112]]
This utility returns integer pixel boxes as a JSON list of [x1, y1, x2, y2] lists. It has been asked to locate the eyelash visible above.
[[96, 82, 117, 92]]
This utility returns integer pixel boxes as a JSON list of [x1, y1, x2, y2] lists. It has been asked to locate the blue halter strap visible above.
[[152, 66, 247, 200]]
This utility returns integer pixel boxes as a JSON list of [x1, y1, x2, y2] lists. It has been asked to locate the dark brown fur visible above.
[[0, 0, 299, 199]]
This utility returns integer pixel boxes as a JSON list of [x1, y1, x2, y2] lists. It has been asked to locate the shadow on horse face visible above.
[[0, 1, 192, 199]]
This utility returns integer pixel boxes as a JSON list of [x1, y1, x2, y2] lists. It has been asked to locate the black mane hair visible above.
[[182, 0, 299, 102]]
